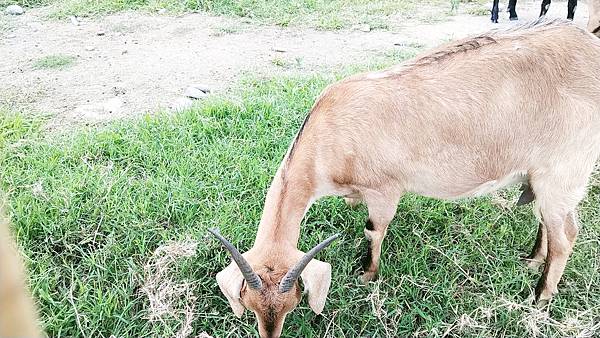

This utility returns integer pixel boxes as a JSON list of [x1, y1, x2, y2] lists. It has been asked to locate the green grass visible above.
[[0, 0, 449, 30], [466, 3, 489, 16], [33, 55, 76, 70], [1, 59, 599, 337]]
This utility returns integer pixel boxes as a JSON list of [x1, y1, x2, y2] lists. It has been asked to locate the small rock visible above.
[[273, 47, 287, 53], [157, 8, 166, 14], [69, 16, 79, 26], [85, 45, 96, 51], [121, 49, 128, 55], [171, 97, 193, 111], [189, 83, 211, 94], [97, 30, 105, 36], [5, 5, 24, 15], [184, 86, 207, 99]]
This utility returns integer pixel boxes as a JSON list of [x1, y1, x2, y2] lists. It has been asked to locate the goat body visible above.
[[213, 19, 600, 338]]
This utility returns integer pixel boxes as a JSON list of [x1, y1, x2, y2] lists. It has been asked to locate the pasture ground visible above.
[[0, 0, 598, 337]]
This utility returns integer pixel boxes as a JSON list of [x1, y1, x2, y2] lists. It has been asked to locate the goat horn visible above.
[[279, 233, 340, 293], [208, 228, 262, 290]]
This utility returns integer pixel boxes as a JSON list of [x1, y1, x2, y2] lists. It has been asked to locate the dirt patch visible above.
[[0, 1, 591, 126]]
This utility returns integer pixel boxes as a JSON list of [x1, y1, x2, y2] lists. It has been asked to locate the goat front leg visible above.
[[360, 192, 400, 283], [491, 0, 500, 23]]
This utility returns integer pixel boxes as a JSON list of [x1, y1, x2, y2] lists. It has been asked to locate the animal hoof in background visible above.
[[510, 16, 519, 21], [359, 271, 378, 284]]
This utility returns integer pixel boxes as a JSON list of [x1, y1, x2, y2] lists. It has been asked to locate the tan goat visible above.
[[210, 18, 600, 338], [0, 210, 43, 337]]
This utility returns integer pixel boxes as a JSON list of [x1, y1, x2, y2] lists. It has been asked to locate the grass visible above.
[[33, 54, 76, 70], [1, 55, 599, 337], [0, 0, 450, 30], [466, 3, 489, 16]]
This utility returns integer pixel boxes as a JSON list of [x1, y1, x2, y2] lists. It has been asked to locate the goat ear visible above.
[[216, 263, 245, 317], [300, 258, 332, 314]]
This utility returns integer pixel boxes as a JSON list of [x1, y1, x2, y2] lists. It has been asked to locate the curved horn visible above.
[[208, 228, 262, 290], [279, 233, 340, 293]]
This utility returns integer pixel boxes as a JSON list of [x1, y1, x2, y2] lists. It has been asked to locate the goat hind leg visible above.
[[530, 172, 586, 304], [535, 210, 579, 304]]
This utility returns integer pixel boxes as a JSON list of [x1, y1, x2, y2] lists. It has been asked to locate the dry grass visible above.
[[141, 240, 199, 338], [440, 297, 600, 337]]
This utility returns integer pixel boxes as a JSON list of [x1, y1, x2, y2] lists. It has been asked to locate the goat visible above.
[[0, 210, 43, 337], [491, 0, 577, 23], [210, 19, 600, 338]]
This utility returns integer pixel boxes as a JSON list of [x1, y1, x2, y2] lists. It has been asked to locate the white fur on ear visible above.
[[300, 259, 332, 314], [216, 262, 245, 317]]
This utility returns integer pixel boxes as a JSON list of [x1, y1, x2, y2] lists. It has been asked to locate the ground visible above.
[[0, 1, 599, 338], [0, 0, 590, 126]]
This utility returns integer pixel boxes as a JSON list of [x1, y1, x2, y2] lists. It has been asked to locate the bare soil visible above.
[[0, 0, 590, 126]]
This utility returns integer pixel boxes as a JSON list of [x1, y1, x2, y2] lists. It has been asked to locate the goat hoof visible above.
[[534, 278, 556, 307], [492, 18, 499, 23], [359, 271, 378, 284], [534, 295, 551, 308], [509, 16, 519, 21]]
